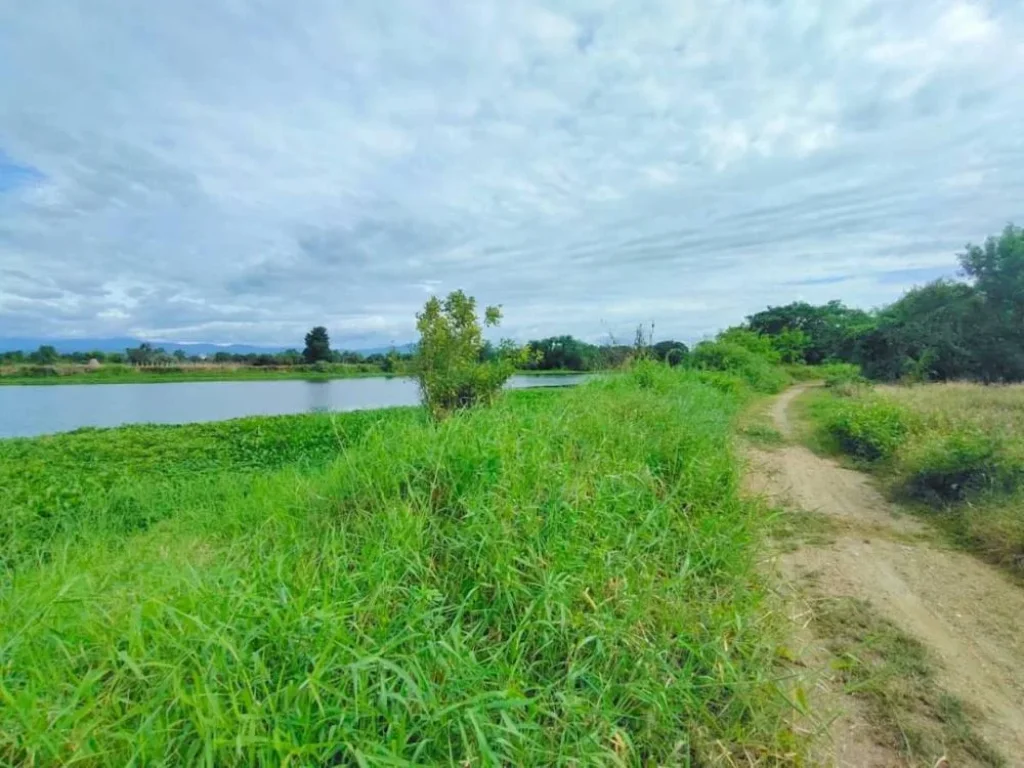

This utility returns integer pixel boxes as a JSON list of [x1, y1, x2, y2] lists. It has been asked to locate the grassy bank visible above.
[[0, 368, 797, 765], [802, 382, 1024, 574]]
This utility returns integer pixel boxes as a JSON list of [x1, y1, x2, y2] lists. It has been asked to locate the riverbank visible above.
[[0, 367, 797, 764], [0, 364, 594, 386]]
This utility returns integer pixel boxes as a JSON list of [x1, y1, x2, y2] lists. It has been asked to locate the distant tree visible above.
[[303, 326, 332, 363], [858, 280, 983, 382], [746, 300, 873, 364], [770, 328, 809, 364], [415, 290, 524, 419], [30, 345, 59, 364], [172, 350, 187, 362], [279, 349, 303, 365], [527, 336, 598, 371], [651, 340, 688, 367], [717, 328, 781, 364], [957, 224, 1024, 381], [126, 343, 155, 365]]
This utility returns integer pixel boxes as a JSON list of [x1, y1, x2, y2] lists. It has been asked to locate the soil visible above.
[[747, 386, 1024, 767]]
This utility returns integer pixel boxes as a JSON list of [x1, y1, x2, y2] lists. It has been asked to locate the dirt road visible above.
[[750, 386, 1024, 766]]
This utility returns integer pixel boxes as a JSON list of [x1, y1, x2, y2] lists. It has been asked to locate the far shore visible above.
[[0, 365, 592, 387]]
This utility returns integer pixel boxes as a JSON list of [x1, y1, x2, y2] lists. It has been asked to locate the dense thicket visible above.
[[744, 224, 1024, 383]]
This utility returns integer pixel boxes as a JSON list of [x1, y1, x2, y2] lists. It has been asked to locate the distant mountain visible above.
[[0, 337, 416, 356]]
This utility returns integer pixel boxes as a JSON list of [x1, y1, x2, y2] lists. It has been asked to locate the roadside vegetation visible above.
[[802, 383, 1024, 574]]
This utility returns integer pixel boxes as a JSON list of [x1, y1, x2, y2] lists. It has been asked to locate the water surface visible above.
[[0, 375, 588, 439]]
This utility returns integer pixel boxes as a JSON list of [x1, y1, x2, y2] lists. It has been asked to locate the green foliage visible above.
[[717, 328, 781, 364], [817, 396, 912, 461], [746, 225, 1024, 383], [770, 328, 809, 364], [0, 372, 796, 765], [525, 335, 597, 371], [415, 290, 522, 419], [857, 280, 981, 382], [746, 300, 872, 365], [898, 428, 1018, 502], [0, 409, 423, 569], [651, 339, 689, 366], [302, 325, 332, 363], [822, 363, 867, 392], [689, 336, 789, 394], [29, 344, 59, 364], [805, 383, 1024, 572]]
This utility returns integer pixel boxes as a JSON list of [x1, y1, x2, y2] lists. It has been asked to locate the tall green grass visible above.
[[805, 384, 1024, 573], [0, 368, 796, 765]]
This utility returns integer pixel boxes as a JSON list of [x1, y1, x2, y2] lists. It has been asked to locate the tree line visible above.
[[5, 224, 1021, 383], [740, 224, 1024, 383], [1, 326, 688, 373]]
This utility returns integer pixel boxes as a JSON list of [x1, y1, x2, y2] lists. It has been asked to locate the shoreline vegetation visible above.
[[0, 363, 591, 386]]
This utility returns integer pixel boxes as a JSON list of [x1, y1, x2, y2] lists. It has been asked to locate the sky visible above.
[[1, 0, 1023, 348]]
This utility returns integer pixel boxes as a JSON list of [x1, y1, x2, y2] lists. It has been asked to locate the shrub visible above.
[[899, 429, 1024, 502], [415, 290, 524, 419], [823, 398, 912, 461], [689, 340, 789, 393]]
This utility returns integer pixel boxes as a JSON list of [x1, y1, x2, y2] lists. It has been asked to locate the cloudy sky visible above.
[[1, 0, 1023, 348]]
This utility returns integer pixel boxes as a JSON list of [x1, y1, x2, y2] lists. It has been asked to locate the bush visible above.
[[689, 340, 789, 393], [415, 290, 523, 419], [823, 398, 912, 461], [899, 429, 1024, 502]]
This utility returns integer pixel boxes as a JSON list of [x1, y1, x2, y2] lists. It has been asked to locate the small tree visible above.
[[303, 326, 332, 363], [414, 290, 522, 419]]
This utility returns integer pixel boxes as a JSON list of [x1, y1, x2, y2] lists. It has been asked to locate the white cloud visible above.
[[0, 0, 1022, 347]]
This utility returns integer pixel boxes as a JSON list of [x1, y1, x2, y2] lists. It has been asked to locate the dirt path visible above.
[[751, 386, 1024, 766]]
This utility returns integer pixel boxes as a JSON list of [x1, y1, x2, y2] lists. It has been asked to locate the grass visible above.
[[801, 383, 1024, 575], [0, 367, 800, 765], [811, 595, 1002, 766]]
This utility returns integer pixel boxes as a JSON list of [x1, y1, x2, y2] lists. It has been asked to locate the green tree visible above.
[[30, 345, 59, 364], [303, 326, 332, 363], [856, 281, 981, 382], [958, 224, 1024, 381], [771, 328, 809, 364], [414, 290, 521, 419], [126, 343, 154, 365], [746, 301, 873, 364], [527, 336, 598, 371], [651, 340, 688, 366]]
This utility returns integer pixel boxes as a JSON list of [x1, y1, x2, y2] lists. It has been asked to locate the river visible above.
[[0, 375, 589, 439]]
